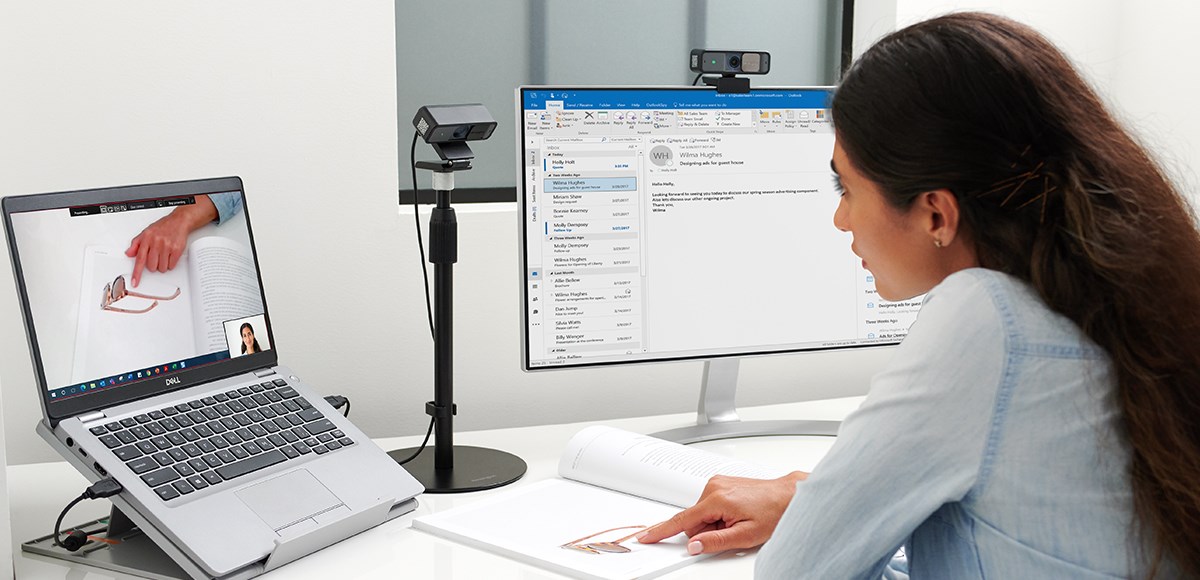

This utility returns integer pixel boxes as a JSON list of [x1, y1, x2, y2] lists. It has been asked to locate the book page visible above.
[[413, 479, 706, 580], [558, 426, 788, 508], [186, 236, 265, 353], [71, 246, 196, 383]]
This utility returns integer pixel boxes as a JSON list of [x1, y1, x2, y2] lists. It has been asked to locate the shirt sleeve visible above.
[[208, 192, 243, 225], [756, 271, 1007, 579]]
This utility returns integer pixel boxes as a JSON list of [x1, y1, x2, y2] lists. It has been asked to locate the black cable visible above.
[[52, 495, 87, 548], [411, 131, 436, 341], [691, 72, 703, 86], [342, 398, 350, 417], [393, 415, 436, 465], [53, 479, 123, 549]]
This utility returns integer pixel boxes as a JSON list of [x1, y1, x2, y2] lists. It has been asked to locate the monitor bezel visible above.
[[515, 85, 899, 372], [2, 176, 279, 425]]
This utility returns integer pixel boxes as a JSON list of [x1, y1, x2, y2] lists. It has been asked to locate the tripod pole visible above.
[[429, 177, 457, 469], [389, 165, 526, 493]]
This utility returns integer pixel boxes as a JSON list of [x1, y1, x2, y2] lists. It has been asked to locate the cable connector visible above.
[[84, 479, 123, 499], [324, 395, 350, 417]]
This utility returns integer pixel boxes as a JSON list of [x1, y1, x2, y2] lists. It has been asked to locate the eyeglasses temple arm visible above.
[[103, 301, 158, 314], [561, 524, 648, 547], [125, 287, 181, 301]]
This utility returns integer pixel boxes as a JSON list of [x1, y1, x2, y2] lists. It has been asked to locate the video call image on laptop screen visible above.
[[9, 191, 270, 401]]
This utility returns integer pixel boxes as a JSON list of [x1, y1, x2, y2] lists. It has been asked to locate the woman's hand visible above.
[[637, 471, 807, 555]]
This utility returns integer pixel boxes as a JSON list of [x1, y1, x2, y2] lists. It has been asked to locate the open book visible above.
[[412, 426, 789, 580], [71, 236, 265, 383]]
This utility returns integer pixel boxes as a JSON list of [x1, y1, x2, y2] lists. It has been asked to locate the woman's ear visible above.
[[920, 189, 962, 246]]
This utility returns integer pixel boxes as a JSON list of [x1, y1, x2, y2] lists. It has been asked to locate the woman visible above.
[[240, 322, 261, 355], [637, 12, 1200, 579]]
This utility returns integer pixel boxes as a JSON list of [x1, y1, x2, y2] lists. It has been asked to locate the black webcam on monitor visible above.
[[690, 49, 771, 93], [412, 103, 497, 162], [690, 50, 771, 75]]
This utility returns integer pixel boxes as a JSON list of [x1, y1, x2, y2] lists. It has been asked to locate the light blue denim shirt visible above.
[[209, 191, 243, 225], [757, 268, 1143, 579]]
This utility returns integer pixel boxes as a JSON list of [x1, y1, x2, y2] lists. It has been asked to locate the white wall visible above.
[[1107, 1, 1200, 193], [895, 0, 1125, 90], [0, 378, 10, 576]]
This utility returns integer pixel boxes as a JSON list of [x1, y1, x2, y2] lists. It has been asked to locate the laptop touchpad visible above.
[[236, 469, 344, 532]]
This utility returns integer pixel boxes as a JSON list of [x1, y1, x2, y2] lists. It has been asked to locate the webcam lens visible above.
[[728, 55, 741, 69], [452, 126, 471, 140]]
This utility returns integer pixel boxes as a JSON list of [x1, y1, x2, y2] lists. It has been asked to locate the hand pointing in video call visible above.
[[124, 194, 218, 287]]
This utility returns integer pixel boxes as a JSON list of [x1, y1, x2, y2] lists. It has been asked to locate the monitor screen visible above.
[[3, 177, 276, 420], [518, 87, 922, 370]]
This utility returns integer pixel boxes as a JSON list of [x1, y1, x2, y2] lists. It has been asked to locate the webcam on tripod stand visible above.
[[413, 103, 497, 163], [690, 49, 770, 93]]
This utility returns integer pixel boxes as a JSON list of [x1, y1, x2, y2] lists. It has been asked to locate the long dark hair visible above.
[[239, 322, 261, 354], [833, 12, 1200, 577]]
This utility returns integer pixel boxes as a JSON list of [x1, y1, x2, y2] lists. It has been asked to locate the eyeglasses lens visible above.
[[585, 542, 631, 553]]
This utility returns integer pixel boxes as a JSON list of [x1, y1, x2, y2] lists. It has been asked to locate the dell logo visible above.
[[165, 376, 181, 386]]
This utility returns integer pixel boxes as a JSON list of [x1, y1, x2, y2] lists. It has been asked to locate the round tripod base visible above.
[[388, 445, 527, 493]]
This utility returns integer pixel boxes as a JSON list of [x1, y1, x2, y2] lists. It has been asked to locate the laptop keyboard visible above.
[[88, 379, 354, 501]]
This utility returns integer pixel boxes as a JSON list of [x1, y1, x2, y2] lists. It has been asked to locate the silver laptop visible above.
[[3, 177, 424, 578]]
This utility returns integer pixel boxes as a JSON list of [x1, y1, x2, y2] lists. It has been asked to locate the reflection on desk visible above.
[[9, 397, 861, 579]]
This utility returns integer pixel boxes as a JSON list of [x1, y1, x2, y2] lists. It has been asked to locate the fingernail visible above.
[[635, 531, 648, 541], [687, 540, 703, 555]]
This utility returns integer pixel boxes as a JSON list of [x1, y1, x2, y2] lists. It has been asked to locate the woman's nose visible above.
[[832, 197, 850, 232]]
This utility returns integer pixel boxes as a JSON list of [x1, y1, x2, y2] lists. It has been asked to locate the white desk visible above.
[[8, 397, 862, 579]]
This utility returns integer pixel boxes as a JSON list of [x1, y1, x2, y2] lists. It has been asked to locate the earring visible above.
[[933, 239, 943, 248]]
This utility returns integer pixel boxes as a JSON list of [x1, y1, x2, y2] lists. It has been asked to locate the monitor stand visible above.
[[649, 359, 842, 444]]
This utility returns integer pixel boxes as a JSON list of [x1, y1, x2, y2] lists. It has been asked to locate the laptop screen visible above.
[[3, 177, 277, 422]]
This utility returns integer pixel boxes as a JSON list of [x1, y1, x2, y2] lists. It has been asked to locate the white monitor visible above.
[[516, 86, 921, 441]]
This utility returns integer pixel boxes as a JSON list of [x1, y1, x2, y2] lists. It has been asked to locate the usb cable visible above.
[[54, 479, 124, 551]]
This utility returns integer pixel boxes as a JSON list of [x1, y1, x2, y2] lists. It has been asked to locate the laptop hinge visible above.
[[78, 411, 107, 425], [254, 368, 277, 378]]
